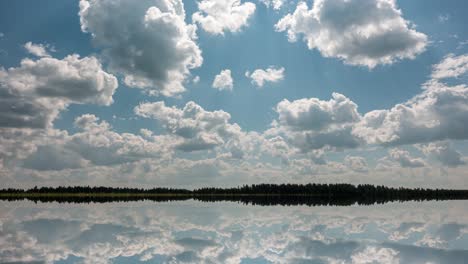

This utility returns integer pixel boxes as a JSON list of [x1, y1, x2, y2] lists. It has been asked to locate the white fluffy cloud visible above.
[[134, 101, 263, 162], [24, 42, 51, 57], [271, 93, 362, 152], [135, 101, 239, 152], [387, 149, 426, 168], [0, 49, 117, 170], [344, 155, 368, 173], [212, 69, 234, 91], [420, 141, 466, 168], [260, 0, 284, 10], [261, 54, 468, 171], [19, 114, 174, 171], [0, 54, 117, 129], [275, 0, 427, 68], [261, 135, 293, 162], [3, 47, 468, 184], [353, 53, 468, 147], [267, 53, 468, 159], [67, 115, 173, 166], [245, 66, 285, 87], [79, 0, 202, 97], [430, 54, 468, 80], [192, 0, 256, 35], [0, 129, 58, 166], [276, 93, 360, 132], [353, 86, 468, 146]]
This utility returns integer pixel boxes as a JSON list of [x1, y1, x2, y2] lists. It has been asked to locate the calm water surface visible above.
[[1, 200, 468, 263]]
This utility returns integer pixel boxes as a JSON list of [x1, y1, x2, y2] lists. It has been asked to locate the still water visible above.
[[1, 200, 468, 263]]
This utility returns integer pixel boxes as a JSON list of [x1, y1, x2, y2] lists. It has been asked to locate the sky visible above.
[[0, 0, 468, 188]]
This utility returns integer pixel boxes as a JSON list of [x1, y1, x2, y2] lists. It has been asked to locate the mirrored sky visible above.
[[1, 200, 468, 263], [0, 0, 468, 188]]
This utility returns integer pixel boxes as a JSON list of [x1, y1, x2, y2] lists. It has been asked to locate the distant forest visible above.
[[2, 183, 468, 206]]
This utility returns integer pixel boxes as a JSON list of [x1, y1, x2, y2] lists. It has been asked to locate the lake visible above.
[[1, 200, 468, 263]]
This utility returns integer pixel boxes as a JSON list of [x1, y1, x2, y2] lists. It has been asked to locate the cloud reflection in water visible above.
[[1, 201, 468, 263]]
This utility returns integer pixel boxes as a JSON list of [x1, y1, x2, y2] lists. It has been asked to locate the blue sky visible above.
[[1, 0, 468, 188]]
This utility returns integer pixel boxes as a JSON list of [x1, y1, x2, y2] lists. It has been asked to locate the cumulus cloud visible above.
[[420, 141, 466, 167], [260, 53, 468, 166], [276, 93, 360, 131], [19, 114, 174, 171], [275, 0, 427, 68], [387, 149, 426, 168], [79, 0, 202, 97], [135, 101, 241, 152], [293, 127, 363, 152], [0, 54, 117, 129], [140, 128, 153, 138], [24, 42, 51, 57], [134, 101, 261, 161], [344, 155, 368, 173], [263, 53, 468, 166], [271, 93, 362, 152], [66, 115, 173, 166], [430, 54, 468, 80], [7, 95, 261, 173], [353, 85, 468, 146], [192, 0, 256, 35], [212, 69, 234, 91], [245, 66, 284, 87], [0, 129, 60, 166], [260, 0, 284, 10], [261, 135, 293, 162], [352, 53, 468, 148], [21, 145, 89, 171], [3, 46, 468, 183], [192, 75, 200, 84], [0, 48, 120, 170]]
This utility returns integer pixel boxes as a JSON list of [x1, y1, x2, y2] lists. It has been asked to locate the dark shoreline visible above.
[[2, 183, 468, 206]]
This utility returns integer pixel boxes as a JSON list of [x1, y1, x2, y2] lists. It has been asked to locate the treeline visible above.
[[194, 183, 468, 205], [2, 183, 468, 206], [0, 185, 191, 194], [193, 183, 468, 199]]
